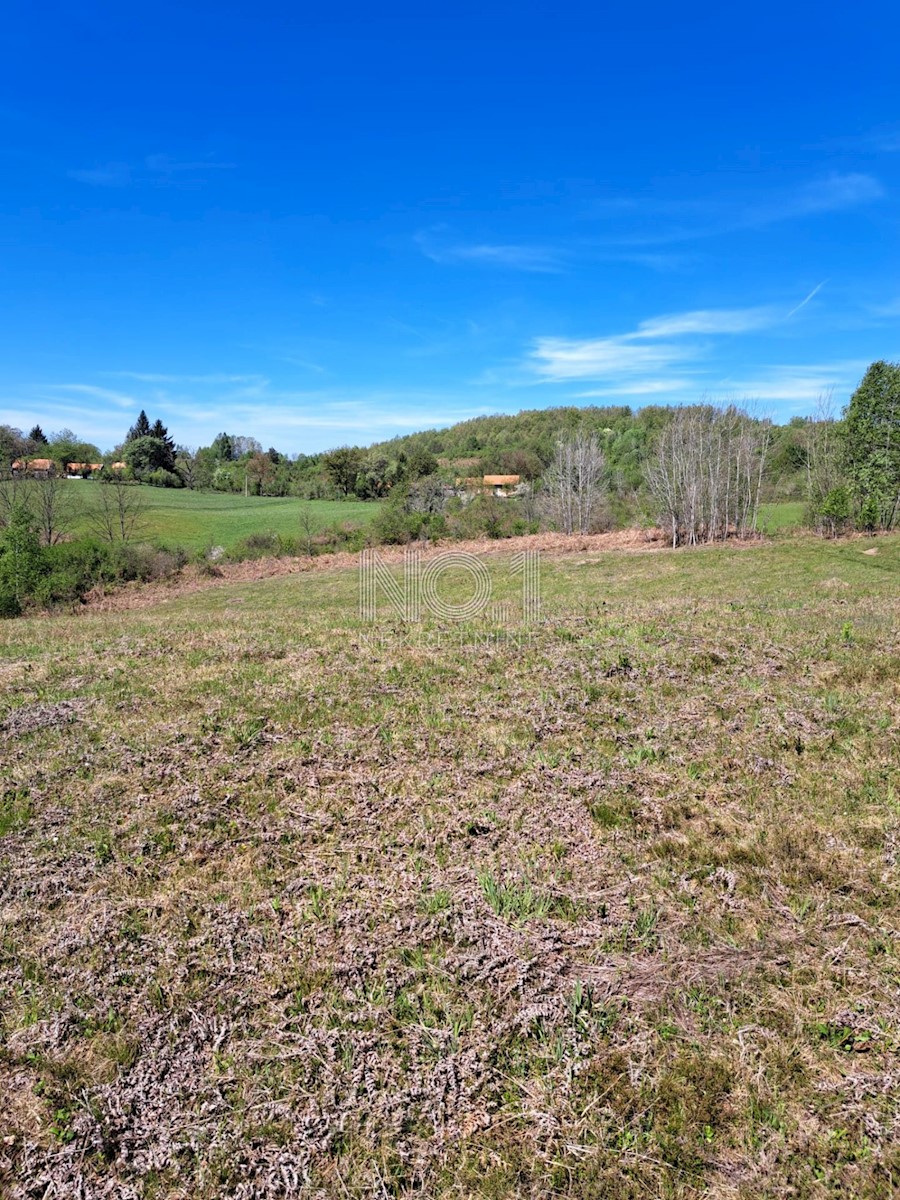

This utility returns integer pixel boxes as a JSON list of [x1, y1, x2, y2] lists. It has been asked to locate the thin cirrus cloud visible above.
[[18, 373, 495, 450], [710, 361, 869, 408], [414, 229, 566, 273], [43, 383, 140, 409], [575, 364, 864, 409], [785, 280, 828, 319], [104, 371, 266, 386], [592, 172, 885, 246], [753, 172, 884, 222], [68, 163, 133, 187], [414, 174, 883, 273], [838, 126, 900, 154], [529, 306, 776, 382], [69, 154, 235, 188], [414, 228, 691, 274]]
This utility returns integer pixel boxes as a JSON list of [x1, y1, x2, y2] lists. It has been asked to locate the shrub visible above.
[[0, 505, 44, 609], [371, 499, 422, 545], [232, 531, 280, 558], [816, 484, 854, 537], [858, 494, 880, 533], [322, 522, 367, 553], [123, 544, 188, 581], [0, 589, 22, 618], [6, 537, 190, 613], [227, 531, 300, 561], [447, 495, 524, 540], [818, 486, 851, 537], [143, 468, 182, 488]]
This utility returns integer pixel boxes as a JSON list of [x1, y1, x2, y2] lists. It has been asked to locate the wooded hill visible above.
[[365, 404, 812, 499]]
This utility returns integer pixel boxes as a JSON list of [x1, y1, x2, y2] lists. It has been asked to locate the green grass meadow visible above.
[[758, 500, 806, 533], [60, 481, 380, 550], [1, 534, 898, 1196], [11, 478, 810, 553]]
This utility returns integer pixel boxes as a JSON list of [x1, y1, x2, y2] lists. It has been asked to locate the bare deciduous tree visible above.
[[541, 431, 606, 535], [408, 475, 447, 516], [802, 392, 846, 535], [91, 477, 146, 543], [33, 475, 78, 545], [646, 404, 769, 547], [519, 480, 539, 526], [175, 446, 200, 490], [298, 504, 317, 557], [0, 470, 29, 528]]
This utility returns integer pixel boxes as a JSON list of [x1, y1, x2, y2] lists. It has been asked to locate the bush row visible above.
[[0, 509, 188, 616]]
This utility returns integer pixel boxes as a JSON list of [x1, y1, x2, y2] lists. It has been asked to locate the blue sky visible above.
[[2, 0, 900, 453]]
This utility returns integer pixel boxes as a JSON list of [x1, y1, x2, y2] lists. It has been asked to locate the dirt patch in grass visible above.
[[1, 699, 88, 739], [81, 528, 667, 612]]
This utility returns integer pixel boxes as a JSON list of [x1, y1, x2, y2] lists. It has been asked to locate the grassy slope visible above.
[[1, 537, 898, 1197], [59, 482, 379, 550], [758, 500, 806, 533]]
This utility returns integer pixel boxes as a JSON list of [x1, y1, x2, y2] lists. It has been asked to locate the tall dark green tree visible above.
[[211, 432, 235, 462], [150, 418, 175, 453], [124, 436, 174, 477], [126, 410, 152, 443], [28, 425, 48, 444], [843, 361, 900, 529], [149, 419, 176, 469]]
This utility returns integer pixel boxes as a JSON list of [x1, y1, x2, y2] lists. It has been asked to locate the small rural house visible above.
[[11, 458, 55, 478], [482, 474, 521, 496], [456, 474, 522, 498], [67, 462, 103, 477]]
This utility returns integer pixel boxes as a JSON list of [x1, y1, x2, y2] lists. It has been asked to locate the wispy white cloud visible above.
[[43, 383, 139, 409], [765, 173, 883, 220], [575, 379, 695, 398], [573, 361, 868, 411], [68, 163, 132, 187], [414, 227, 693, 274], [529, 306, 776, 382], [278, 356, 329, 374], [865, 297, 900, 319], [841, 126, 900, 154], [786, 280, 827, 319], [634, 307, 775, 338], [531, 336, 693, 381], [415, 229, 565, 273], [8, 374, 499, 452], [590, 173, 884, 247], [711, 361, 869, 408], [144, 154, 236, 174], [69, 154, 235, 188], [104, 371, 266, 386]]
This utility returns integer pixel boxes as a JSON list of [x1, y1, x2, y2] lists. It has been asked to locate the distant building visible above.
[[67, 462, 103, 476], [12, 458, 55, 478], [455, 473, 522, 498], [482, 474, 521, 496]]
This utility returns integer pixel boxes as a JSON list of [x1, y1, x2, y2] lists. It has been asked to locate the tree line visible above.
[[1, 360, 898, 558]]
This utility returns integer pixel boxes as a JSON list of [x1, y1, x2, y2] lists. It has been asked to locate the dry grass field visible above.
[[1, 535, 898, 1198]]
